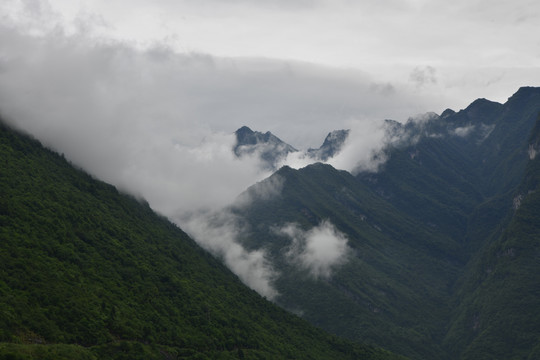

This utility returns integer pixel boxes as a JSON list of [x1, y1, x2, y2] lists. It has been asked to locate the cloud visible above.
[[234, 173, 284, 208], [276, 116, 415, 175], [529, 144, 537, 160], [326, 119, 389, 174], [451, 124, 475, 137], [410, 66, 437, 88], [275, 220, 351, 279], [179, 210, 279, 300]]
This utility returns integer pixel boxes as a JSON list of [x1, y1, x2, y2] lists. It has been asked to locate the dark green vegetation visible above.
[[0, 121, 405, 359], [234, 164, 458, 359], [443, 111, 540, 360], [234, 87, 540, 359]]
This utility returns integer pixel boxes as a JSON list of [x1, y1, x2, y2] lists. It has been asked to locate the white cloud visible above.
[[410, 66, 437, 88], [276, 220, 351, 279], [326, 119, 389, 174], [452, 125, 476, 138], [529, 144, 537, 160], [179, 210, 279, 300]]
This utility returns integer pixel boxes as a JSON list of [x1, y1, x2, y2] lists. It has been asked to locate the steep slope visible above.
[[0, 121, 404, 360], [233, 163, 460, 359], [307, 129, 350, 161], [443, 114, 540, 359], [359, 87, 540, 246], [234, 87, 540, 359]]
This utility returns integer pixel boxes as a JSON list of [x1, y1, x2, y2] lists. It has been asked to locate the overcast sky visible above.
[[1, 0, 539, 297], [3, 1, 540, 134]]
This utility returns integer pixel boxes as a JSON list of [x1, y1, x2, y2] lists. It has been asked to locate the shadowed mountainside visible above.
[[234, 87, 540, 359]]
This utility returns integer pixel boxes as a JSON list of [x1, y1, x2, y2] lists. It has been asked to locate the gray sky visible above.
[[1, 0, 539, 297]]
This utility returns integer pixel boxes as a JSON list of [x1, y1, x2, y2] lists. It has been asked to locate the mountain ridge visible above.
[[233, 126, 350, 170], [235, 87, 540, 359]]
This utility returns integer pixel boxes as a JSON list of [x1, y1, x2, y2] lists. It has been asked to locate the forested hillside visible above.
[[233, 163, 459, 360], [443, 113, 540, 359], [0, 120, 403, 360]]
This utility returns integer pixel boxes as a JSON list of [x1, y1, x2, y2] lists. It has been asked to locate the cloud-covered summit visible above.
[[233, 126, 353, 171]]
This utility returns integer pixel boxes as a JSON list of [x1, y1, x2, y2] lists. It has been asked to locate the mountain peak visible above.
[[236, 125, 254, 135], [460, 98, 502, 122], [233, 126, 297, 170], [513, 86, 540, 97], [506, 86, 540, 107], [465, 97, 501, 110], [440, 108, 456, 119], [308, 129, 350, 161], [234, 126, 257, 145]]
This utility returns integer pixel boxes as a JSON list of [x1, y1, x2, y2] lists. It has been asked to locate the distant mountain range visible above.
[[233, 125, 298, 170], [232, 87, 540, 359], [307, 129, 350, 161], [233, 126, 350, 170]]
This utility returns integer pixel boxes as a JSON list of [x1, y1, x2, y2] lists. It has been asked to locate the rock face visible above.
[[233, 126, 297, 170], [307, 129, 350, 161], [233, 126, 350, 170]]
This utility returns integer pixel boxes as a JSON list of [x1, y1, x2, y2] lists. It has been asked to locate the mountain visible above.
[[233, 126, 297, 170], [360, 87, 540, 248], [356, 86, 540, 358], [233, 163, 459, 360], [307, 129, 350, 161], [0, 121, 404, 360], [443, 112, 540, 359], [233, 126, 350, 169], [234, 87, 540, 359]]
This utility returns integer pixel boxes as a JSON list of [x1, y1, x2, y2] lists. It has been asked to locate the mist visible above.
[[276, 220, 351, 279], [179, 210, 279, 300], [0, 9, 520, 297]]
